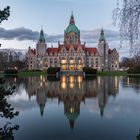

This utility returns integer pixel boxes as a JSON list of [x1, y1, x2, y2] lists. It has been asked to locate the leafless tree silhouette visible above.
[[113, 0, 140, 55]]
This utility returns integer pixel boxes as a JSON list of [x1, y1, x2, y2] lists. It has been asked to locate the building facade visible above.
[[26, 13, 119, 71]]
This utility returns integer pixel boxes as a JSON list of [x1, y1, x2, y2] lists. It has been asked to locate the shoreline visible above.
[[0, 70, 140, 77]]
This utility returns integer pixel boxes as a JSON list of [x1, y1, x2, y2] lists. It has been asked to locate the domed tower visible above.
[[64, 12, 80, 45], [98, 29, 109, 71]]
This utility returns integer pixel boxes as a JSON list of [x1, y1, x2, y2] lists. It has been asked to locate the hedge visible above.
[[4, 69, 18, 74], [47, 67, 60, 75], [83, 67, 97, 75]]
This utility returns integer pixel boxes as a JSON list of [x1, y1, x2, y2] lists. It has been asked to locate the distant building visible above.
[[26, 13, 119, 71]]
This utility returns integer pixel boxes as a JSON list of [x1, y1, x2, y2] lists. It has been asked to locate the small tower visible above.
[[36, 29, 47, 70], [98, 29, 109, 71], [36, 29, 47, 58]]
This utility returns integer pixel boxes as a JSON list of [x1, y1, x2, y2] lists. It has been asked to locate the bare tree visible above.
[[113, 0, 140, 55]]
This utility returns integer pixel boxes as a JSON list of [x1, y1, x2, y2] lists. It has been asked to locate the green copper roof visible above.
[[39, 29, 45, 43], [99, 29, 105, 42], [65, 24, 80, 34], [65, 12, 80, 34]]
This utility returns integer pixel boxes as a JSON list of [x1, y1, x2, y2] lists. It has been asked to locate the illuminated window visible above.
[[61, 59, 66, 64]]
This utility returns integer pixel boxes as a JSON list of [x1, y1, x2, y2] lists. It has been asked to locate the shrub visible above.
[[83, 67, 97, 75], [47, 67, 60, 75], [4, 69, 18, 74]]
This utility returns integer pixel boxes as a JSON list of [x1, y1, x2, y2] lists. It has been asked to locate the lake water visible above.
[[1, 75, 140, 140]]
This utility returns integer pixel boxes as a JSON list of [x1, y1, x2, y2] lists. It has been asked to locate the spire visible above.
[[99, 28, 105, 42], [69, 11, 75, 25], [39, 28, 45, 43]]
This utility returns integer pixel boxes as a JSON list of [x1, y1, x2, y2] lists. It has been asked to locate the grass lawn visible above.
[[97, 71, 128, 76], [0, 70, 47, 77], [1, 70, 140, 77]]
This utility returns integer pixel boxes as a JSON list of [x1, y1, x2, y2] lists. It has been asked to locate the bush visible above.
[[47, 67, 60, 75], [4, 69, 18, 74], [83, 67, 97, 75]]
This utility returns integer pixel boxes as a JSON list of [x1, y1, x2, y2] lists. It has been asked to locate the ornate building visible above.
[[26, 13, 119, 71]]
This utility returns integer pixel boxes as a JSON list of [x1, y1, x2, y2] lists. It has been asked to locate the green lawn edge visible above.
[[0, 70, 140, 77], [0, 71, 47, 77]]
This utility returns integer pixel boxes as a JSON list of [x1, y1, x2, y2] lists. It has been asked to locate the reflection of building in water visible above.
[[64, 94, 80, 130], [98, 76, 119, 116], [23, 75, 119, 128]]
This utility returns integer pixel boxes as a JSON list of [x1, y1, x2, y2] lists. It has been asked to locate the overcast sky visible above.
[[0, 0, 128, 58]]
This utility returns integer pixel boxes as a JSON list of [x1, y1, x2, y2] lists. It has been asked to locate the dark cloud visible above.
[[0, 27, 119, 43], [0, 27, 39, 41]]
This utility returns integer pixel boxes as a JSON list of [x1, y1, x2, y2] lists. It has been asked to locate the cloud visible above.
[[0, 27, 120, 43], [81, 29, 120, 43], [0, 27, 39, 41], [0, 27, 64, 43]]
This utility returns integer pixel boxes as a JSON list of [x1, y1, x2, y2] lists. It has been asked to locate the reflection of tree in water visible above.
[[122, 76, 140, 93], [0, 78, 19, 139]]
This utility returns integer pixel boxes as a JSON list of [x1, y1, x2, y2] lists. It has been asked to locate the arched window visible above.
[[78, 57, 82, 63], [61, 57, 66, 64], [69, 57, 74, 64]]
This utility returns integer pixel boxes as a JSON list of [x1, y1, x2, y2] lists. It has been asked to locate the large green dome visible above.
[[65, 24, 80, 34], [65, 12, 80, 35]]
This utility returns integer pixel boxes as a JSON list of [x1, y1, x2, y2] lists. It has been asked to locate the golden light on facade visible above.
[[61, 60, 66, 64], [69, 60, 74, 64]]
